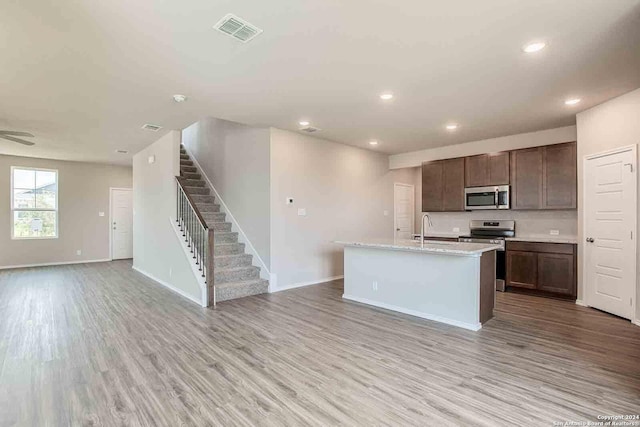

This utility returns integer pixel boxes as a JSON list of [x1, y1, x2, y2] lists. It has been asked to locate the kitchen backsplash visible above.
[[418, 210, 577, 237]]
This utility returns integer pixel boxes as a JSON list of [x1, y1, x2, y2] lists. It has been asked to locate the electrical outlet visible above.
[[99, 212, 105, 217], [148, 155, 155, 164], [372, 281, 378, 291], [76, 250, 82, 256], [453, 227, 460, 232], [297, 208, 307, 216], [550, 230, 560, 236], [169, 267, 172, 277], [383, 210, 389, 216]]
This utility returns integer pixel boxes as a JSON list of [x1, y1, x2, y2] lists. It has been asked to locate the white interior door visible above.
[[111, 189, 133, 260], [585, 146, 637, 320], [394, 183, 415, 240]]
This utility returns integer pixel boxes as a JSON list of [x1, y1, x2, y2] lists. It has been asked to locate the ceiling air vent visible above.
[[141, 124, 163, 132], [300, 126, 321, 133], [213, 14, 263, 43]]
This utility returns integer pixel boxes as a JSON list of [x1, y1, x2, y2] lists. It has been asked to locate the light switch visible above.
[[148, 155, 155, 164], [383, 210, 389, 216], [297, 208, 307, 216], [76, 250, 82, 256], [99, 212, 105, 217]]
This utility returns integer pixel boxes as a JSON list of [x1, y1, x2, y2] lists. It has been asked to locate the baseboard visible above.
[[0, 258, 112, 270], [183, 146, 271, 281], [575, 299, 588, 307], [633, 319, 640, 328], [131, 265, 203, 306], [342, 294, 482, 331], [270, 275, 344, 293]]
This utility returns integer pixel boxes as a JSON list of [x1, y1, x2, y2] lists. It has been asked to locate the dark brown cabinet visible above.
[[443, 158, 465, 211], [511, 142, 577, 210], [465, 152, 509, 187], [421, 142, 576, 212], [421, 161, 444, 212], [510, 147, 543, 209], [542, 142, 577, 209], [506, 241, 577, 299], [506, 251, 537, 289], [421, 158, 465, 212]]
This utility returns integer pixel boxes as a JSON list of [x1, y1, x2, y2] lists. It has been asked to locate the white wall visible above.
[[269, 128, 414, 291], [132, 131, 202, 304], [182, 117, 271, 268], [389, 126, 577, 169], [576, 88, 640, 320], [0, 154, 132, 268]]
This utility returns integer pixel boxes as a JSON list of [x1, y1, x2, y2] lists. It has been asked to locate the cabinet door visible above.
[[443, 158, 465, 211], [422, 161, 443, 212], [465, 154, 488, 187], [489, 152, 510, 185], [506, 250, 537, 289], [511, 147, 543, 209], [537, 253, 576, 296], [543, 142, 577, 209]]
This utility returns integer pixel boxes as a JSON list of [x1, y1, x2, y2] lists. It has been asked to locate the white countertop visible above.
[[506, 236, 578, 244], [335, 238, 501, 257]]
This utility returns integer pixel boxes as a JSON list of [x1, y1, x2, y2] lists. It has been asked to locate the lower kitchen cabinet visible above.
[[506, 241, 577, 299]]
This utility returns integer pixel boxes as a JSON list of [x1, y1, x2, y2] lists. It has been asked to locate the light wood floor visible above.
[[0, 261, 639, 426]]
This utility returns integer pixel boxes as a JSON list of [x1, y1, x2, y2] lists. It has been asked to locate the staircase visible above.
[[179, 146, 269, 303]]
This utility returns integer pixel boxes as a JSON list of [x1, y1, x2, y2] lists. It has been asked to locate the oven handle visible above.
[[494, 188, 499, 207]]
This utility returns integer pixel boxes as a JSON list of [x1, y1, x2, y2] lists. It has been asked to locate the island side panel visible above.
[[342, 246, 482, 330], [479, 250, 496, 324]]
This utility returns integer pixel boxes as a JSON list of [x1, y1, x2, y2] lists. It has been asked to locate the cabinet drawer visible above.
[[506, 241, 575, 255]]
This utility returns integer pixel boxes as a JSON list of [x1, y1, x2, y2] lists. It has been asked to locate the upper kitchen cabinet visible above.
[[542, 142, 577, 209], [422, 158, 465, 212], [422, 161, 444, 211], [510, 147, 543, 209], [465, 152, 510, 187], [511, 142, 577, 210]]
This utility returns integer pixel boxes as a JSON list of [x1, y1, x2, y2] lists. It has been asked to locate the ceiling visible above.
[[2, 0, 640, 165]]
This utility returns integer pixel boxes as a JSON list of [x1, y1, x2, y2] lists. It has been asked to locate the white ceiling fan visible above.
[[0, 130, 35, 146]]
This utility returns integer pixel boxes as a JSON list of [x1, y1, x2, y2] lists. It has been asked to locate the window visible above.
[[11, 167, 58, 239]]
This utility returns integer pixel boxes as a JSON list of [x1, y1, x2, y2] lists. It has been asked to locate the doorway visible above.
[[110, 188, 133, 260], [584, 145, 637, 320], [394, 183, 415, 240]]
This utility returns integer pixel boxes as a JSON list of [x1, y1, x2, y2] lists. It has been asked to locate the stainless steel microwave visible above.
[[464, 185, 510, 210]]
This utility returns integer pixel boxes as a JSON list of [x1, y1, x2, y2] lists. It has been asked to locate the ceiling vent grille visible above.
[[214, 14, 263, 43], [300, 126, 321, 133], [142, 124, 163, 132]]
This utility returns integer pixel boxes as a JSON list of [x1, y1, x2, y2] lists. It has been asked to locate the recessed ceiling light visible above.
[[369, 140, 379, 146], [522, 41, 546, 53], [173, 94, 187, 103], [299, 120, 310, 126], [564, 98, 581, 106], [115, 149, 129, 154], [380, 93, 393, 100], [446, 124, 459, 131]]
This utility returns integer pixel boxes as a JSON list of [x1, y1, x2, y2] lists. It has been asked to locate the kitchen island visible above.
[[335, 239, 500, 331]]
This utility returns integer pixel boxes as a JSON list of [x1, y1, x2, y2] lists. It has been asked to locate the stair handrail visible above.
[[175, 176, 216, 306]]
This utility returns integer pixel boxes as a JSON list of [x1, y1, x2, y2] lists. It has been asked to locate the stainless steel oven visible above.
[[464, 185, 510, 210], [458, 220, 515, 292]]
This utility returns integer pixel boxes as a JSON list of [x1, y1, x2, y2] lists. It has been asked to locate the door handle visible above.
[[624, 163, 634, 172], [396, 228, 400, 231], [586, 237, 594, 243]]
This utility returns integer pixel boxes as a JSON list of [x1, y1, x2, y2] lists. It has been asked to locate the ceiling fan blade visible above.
[[0, 131, 34, 137], [0, 135, 35, 146]]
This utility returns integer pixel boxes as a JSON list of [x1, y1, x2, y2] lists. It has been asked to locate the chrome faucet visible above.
[[420, 213, 433, 249]]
